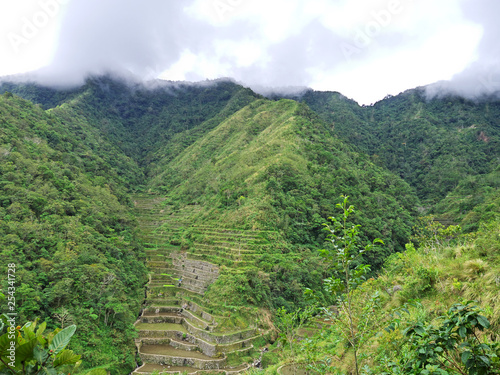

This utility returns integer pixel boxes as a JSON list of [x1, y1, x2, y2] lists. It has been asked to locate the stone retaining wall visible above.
[[139, 353, 226, 370], [145, 304, 182, 314], [169, 338, 198, 352], [140, 315, 183, 324], [217, 338, 255, 354], [169, 253, 221, 295], [178, 277, 207, 294], [183, 300, 214, 322], [183, 319, 256, 345], [137, 338, 171, 346], [182, 310, 209, 329], [138, 329, 258, 358], [133, 364, 248, 375]]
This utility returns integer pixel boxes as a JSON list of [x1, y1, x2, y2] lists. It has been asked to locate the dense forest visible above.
[[0, 91, 147, 372], [0, 76, 498, 374]]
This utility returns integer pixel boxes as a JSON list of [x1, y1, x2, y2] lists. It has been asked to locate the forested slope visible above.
[[1, 76, 261, 176], [299, 89, 500, 215], [0, 92, 147, 374]]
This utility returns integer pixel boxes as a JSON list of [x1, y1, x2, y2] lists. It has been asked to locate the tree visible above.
[[52, 308, 73, 329], [275, 305, 314, 371], [307, 195, 383, 375]]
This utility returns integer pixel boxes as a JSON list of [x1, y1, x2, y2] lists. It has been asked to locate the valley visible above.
[[0, 76, 498, 374]]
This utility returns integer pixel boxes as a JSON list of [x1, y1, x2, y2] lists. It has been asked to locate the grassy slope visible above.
[[151, 98, 418, 247], [50, 77, 260, 174], [0, 76, 261, 179], [147, 99, 420, 311], [434, 167, 500, 231], [262, 215, 500, 373], [149, 98, 305, 219]]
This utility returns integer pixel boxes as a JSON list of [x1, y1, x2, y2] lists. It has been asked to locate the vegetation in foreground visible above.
[[265, 198, 500, 375]]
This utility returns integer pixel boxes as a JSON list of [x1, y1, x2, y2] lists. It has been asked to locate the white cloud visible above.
[[0, 0, 496, 104], [0, 0, 67, 76], [309, 22, 482, 105], [159, 50, 198, 81]]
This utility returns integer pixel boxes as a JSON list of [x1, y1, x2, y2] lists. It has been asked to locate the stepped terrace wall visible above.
[[139, 353, 226, 369], [183, 300, 214, 323], [182, 319, 256, 345], [171, 253, 219, 294]]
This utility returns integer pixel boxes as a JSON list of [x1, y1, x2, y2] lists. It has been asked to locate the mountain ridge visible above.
[[1, 75, 499, 373]]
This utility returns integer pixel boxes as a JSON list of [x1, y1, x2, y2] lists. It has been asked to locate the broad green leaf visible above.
[[0, 333, 12, 353], [53, 349, 81, 367], [16, 338, 38, 363], [33, 345, 48, 364], [476, 315, 490, 329], [24, 364, 37, 373], [37, 335, 47, 346], [36, 321, 47, 337], [73, 360, 82, 372], [40, 366, 58, 375], [479, 343, 491, 351], [46, 328, 60, 347], [461, 351, 471, 365], [23, 321, 36, 341], [48, 325, 76, 356], [479, 356, 491, 366], [414, 326, 426, 336], [458, 326, 466, 338]]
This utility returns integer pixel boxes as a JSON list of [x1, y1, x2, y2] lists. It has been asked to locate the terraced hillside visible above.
[[132, 195, 272, 375]]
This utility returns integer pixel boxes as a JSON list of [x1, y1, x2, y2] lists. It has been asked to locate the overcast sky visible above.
[[0, 0, 499, 104]]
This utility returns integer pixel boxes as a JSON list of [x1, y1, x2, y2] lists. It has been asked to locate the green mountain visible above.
[[0, 91, 147, 373], [1, 76, 499, 374], [299, 88, 500, 214], [1, 76, 260, 174], [150, 98, 417, 257]]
